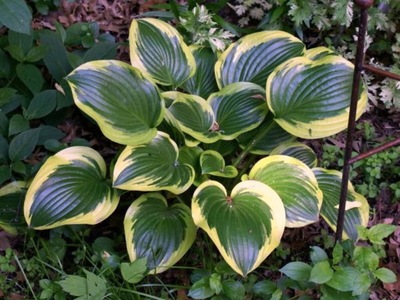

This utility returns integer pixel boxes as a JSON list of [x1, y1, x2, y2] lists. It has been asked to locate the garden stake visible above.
[[337, 0, 400, 241], [336, 0, 372, 242]]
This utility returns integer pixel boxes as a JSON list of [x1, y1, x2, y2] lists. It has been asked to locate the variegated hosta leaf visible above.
[[165, 91, 221, 143], [181, 46, 219, 98], [24, 147, 119, 230], [236, 114, 296, 155], [192, 180, 286, 276], [66, 60, 164, 146], [129, 18, 196, 87], [124, 193, 197, 274], [248, 155, 323, 228], [208, 82, 268, 140], [0, 181, 27, 235], [178, 146, 206, 186], [266, 55, 367, 139], [200, 150, 238, 178], [313, 168, 369, 241], [304, 46, 336, 61], [270, 142, 318, 168], [215, 30, 305, 88], [113, 132, 195, 194]]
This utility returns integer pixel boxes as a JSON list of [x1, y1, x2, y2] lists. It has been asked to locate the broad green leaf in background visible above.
[[248, 155, 322, 227], [120, 258, 147, 284], [181, 46, 219, 98], [124, 193, 197, 273], [0, 88, 16, 107], [24, 146, 119, 229], [215, 30, 305, 88], [192, 180, 286, 276], [0, 0, 32, 34], [39, 30, 72, 82], [8, 128, 40, 162], [25, 90, 58, 120], [8, 29, 33, 55], [208, 82, 268, 140], [165, 91, 221, 144], [236, 114, 295, 155], [66, 60, 165, 146], [8, 114, 29, 136], [16, 64, 44, 95], [279, 262, 312, 281], [309, 261, 334, 284], [313, 168, 370, 241], [113, 132, 195, 194], [270, 141, 318, 168], [58, 269, 107, 300], [267, 53, 368, 139], [199, 150, 238, 178], [129, 18, 196, 87]]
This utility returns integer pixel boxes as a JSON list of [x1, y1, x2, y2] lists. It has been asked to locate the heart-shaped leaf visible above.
[[124, 193, 197, 274], [66, 60, 164, 146], [166, 91, 221, 143], [270, 141, 318, 168], [192, 180, 286, 276], [313, 168, 369, 241], [248, 155, 322, 227], [208, 82, 268, 140], [113, 132, 195, 194], [215, 30, 305, 88], [24, 146, 119, 230], [200, 150, 238, 178], [129, 18, 196, 87], [266, 54, 367, 139]]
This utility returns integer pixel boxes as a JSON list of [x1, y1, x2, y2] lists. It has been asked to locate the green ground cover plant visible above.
[[0, 1, 399, 299]]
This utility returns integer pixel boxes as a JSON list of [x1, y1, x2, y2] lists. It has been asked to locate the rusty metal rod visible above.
[[349, 137, 400, 164], [362, 64, 400, 81], [335, 1, 372, 242]]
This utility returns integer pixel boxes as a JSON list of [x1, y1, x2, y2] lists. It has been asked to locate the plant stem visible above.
[[232, 119, 274, 168], [13, 252, 38, 300]]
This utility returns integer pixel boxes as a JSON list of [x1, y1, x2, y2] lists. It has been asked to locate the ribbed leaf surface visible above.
[[113, 132, 195, 194], [208, 82, 268, 140], [129, 18, 196, 87], [249, 155, 322, 227], [267, 56, 367, 139], [166, 92, 221, 143], [270, 142, 318, 168], [24, 147, 119, 229], [313, 168, 369, 241], [124, 193, 196, 274], [66, 60, 164, 146], [181, 46, 219, 98], [192, 180, 285, 276], [215, 30, 305, 88]]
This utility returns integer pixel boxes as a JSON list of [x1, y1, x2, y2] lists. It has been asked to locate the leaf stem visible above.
[[232, 119, 275, 168]]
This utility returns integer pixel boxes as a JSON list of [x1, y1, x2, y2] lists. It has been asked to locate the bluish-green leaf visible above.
[[24, 146, 119, 229], [129, 18, 196, 87], [267, 54, 367, 139], [16, 64, 44, 95], [208, 82, 268, 140], [192, 180, 286, 276], [124, 193, 196, 274], [249, 155, 322, 227], [113, 132, 195, 194], [215, 30, 305, 88], [66, 60, 164, 146], [279, 262, 312, 281], [313, 168, 370, 241]]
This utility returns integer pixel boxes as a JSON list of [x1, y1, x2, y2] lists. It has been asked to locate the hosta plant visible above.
[[23, 18, 370, 276]]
